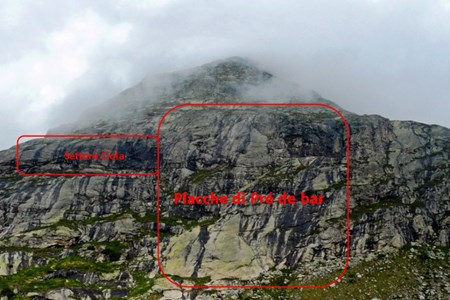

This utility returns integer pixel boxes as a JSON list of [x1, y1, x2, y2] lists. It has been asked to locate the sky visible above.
[[1, 0, 449, 150]]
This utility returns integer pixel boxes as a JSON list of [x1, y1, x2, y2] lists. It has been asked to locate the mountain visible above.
[[0, 57, 449, 299]]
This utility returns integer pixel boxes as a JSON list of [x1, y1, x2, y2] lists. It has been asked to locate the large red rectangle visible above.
[[156, 103, 351, 289]]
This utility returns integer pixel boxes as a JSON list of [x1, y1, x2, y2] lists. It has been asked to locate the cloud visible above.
[[1, 0, 450, 150], [0, 5, 131, 149]]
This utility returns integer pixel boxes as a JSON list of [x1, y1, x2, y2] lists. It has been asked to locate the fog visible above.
[[1, 0, 450, 150]]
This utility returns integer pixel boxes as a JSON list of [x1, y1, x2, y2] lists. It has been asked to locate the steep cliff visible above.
[[0, 57, 449, 299]]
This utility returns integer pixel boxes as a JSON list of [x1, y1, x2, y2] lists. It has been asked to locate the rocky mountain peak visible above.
[[166, 56, 275, 102], [194, 56, 273, 83]]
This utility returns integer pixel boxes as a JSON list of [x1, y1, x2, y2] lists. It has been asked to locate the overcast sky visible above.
[[1, 0, 449, 150]]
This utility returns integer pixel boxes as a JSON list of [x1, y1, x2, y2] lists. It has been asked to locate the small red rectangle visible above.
[[156, 103, 351, 289], [16, 134, 158, 177]]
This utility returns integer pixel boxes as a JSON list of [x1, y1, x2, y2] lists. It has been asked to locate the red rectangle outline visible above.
[[16, 134, 158, 177], [156, 103, 351, 289]]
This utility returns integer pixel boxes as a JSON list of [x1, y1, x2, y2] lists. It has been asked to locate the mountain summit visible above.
[[124, 56, 312, 104], [50, 57, 325, 135], [165, 56, 275, 102]]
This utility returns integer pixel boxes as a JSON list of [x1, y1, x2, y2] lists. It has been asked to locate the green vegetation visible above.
[[27, 177, 52, 187], [82, 212, 130, 225], [0, 283, 14, 298], [22, 208, 219, 241], [185, 216, 220, 230], [258, 165, 308, 185], [158, 214, 220, 231], [415, 178, 444, 193], [128, 271, 156, 297], [100, 241, 128, 262], [0, 174, 23, 181], [0, 256, 116, 296], [310, 112, 336, 121], [0, 246, 61, 259], [352, 197, 425, 220], [134, 208, 219, 231], [321, 181, 346, 193], [189, 165, 232, 184], [25, 210, 141, 233], [236, 245, 449, 300], [167, 274, 211, 285], [24, 218, 79, 232]]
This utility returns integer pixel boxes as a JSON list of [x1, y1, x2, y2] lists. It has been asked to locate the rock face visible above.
[[0, 57, 449, 299]]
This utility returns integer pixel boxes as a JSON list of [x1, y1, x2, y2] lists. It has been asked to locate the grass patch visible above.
[[0, 174, 23, 181], [258, 165, 308, 185], [415, 178, 444, 193], [189, 165, 232, 184], [320, 181, 346, 193], [25, 211, 136, 233], [168, 274, 211, 285], [0, 246, 61, 259], [82, 212, 130, 225], [100, 241, 128, 262], [352, 197, 425, 219], [0, 255, 116, 296], [24, 218, 79, 232], [134, 210, 220, 234], [128, 271, 156, 297]]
